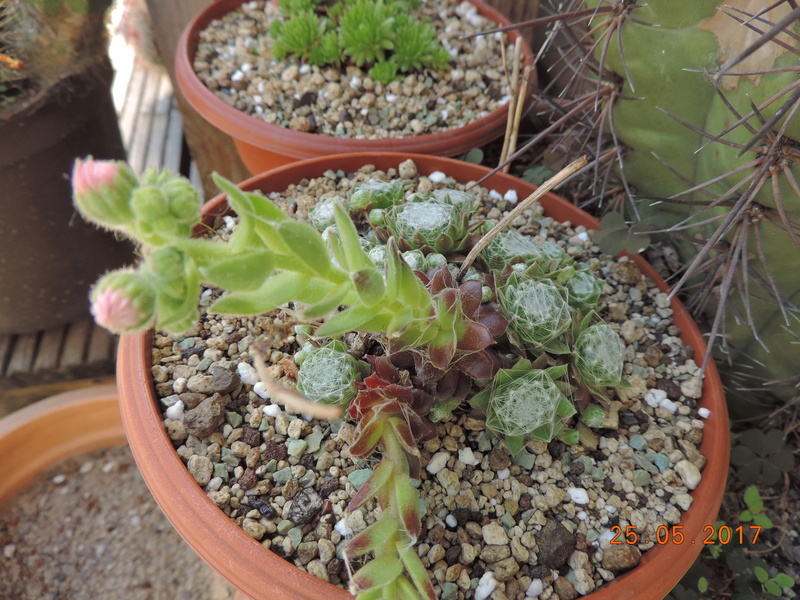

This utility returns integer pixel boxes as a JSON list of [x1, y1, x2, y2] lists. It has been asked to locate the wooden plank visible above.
[[128, 65, 162, 175], [0, 334, 11, 376], [32, 326, 65, 372], [144, 73, 174, 171], [60, 319, 92, 368], [86, 324, 117, 365], [163, 98, 186, 174], [144, 0, 251, 198], [118, 55, 148, 151], [5, 333, 38, 375], [110, 35, 136, 113], [0, 376, 117, 420]]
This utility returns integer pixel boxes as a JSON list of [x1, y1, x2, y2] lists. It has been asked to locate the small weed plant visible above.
[[75, 156, 629, 599]]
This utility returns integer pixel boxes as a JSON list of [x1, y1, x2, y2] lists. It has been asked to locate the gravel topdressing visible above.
[[150, 160, 708, 600], [192, 0, 515, 139]]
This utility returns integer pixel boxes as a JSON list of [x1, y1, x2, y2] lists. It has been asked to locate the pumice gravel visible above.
[[151, 161, 708, 600]]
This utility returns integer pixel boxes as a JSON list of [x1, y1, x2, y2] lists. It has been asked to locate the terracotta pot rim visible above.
[[0, 384, 124, 505], [118, 152, 730, 600], [174, 0, 534, 161]]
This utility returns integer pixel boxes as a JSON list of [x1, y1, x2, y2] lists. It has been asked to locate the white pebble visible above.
[[441, 109, 449, 120], [237, 362, 261, 386], [240, 62, 252, 73], [165, 400, 185, 421], [3, 544, 16, 559], [644, 389, 667, 408], [577, 231, 590, 242], [385, 93, 398, 102], [349, 75, 362, 89], [497, 468, 510, 480], [577, 510, 587, 521], [458, 447, 480, 466], [567, 487, 590, 505], [605, 505, 617, 514], [659, 398, 678, 414], [262, 403, 281, 417], [231, 69, 244, 82], [503, 189, 518, 204], [489, 189, 503, 201], [428, 171, 447, 183], [426, 451, 449, 475], [698, 407, 711, 419], [299, 64, 311, 75], [52, 474, 66, 485], [599, 529, 617, 543], [253, 381, 271, 400], [223, 216, 237, 230], [446, 514, 458, 528], [173, 377, 187, 393], [475, 572, 497, 600], [526, 578, 544, 597], [334, 518, 353, 537]]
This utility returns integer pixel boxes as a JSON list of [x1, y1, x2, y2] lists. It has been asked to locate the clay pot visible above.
[[117, 153, 730, 600], [0, 61, 133, 334], [174, 0, 533, 175], [0, 385, 124, 505]]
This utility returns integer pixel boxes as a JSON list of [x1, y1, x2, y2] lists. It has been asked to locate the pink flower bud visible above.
[[72, 157, 121, 196], [72, 157, 137, 230], [91, 288, 146, 333]]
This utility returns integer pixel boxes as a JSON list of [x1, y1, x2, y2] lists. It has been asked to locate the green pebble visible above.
[[213, 463, 229, 482], [179, 338, 196, 349], [653, 453, 670, 471], [258, 418, 270, 432], [304, 430, 324, 454], [221, 447, 239, 467], [195, 357, 213, 371], [265, 459, 277, 473], [298, 470, 317, 488], [273, 466, 293, 485], [591, 467, 605, 481], [441, 582, 459, 600], [512, 449, 536, 470], [575, 455, 594, 471], [628, 435, 648, 451], [501, 512, 516, 529], [632, 469, 652, 486], [520, 509, 535, 523], [477, 432, 492, 453], [287, 527, 303, 548], [347, 468, 373, 490], [277, 520, 294, 535], [586, 529, 600, 543], [226, 411, 243, 428], [287, 440, 308, 457]]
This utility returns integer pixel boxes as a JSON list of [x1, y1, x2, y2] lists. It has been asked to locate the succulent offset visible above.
[[73, 158, 631, 600]]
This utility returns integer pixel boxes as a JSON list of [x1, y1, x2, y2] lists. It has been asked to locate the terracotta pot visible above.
[[0, 61, 133, 334], [0, 384, 124, 505], [118, 153, 730, 600], [174, 0, 534, 175]]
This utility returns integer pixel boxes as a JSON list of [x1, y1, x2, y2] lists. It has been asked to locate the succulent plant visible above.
[[269, 0, 449, 84], [73, 157, 628, 600], [295, 341, 370, 405], [528, 0, 800, 406], [481, 228, 567, 271]]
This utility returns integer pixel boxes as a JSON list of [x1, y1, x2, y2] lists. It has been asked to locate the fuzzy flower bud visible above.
[[72, 157, 137, 230], [90, 270, 156, 333]]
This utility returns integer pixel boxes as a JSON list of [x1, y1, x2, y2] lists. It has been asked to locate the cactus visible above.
[[529, 0, 800, 405], [1, 0, 113, 114]]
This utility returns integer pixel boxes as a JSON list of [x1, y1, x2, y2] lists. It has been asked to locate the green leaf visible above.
[[582, 404, 606, 428], [773, 574, 794, 588], [300, 283, 351, 320], [209, 271, 309, 315], [743, 486, 761, 509], [274, 220, 332, 277], [348, 411, 386, 459], [730, 445, 757, 467], [755, 566, 769, 583], [764, 581, 782, 596], [333, 201, 372, 271], [316, 304, 381, 337], [394, 473, 421, 541], [349, 460, 394, 511], [763, 429, 786, 452], [461, 148, 484, 164], [753, 514, 774, 529], [397, 543, 437, 600], [350, 554, 404, 594], [351, 268, 386, 307], [773, 448, 795, 472], [212, 174, 288, 223], [505, 435, 525, 456], [198, 251, 275, 291], [697, 577, 708, 593], [344, 517, 397, 557], [396, 576, 422, 600]]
